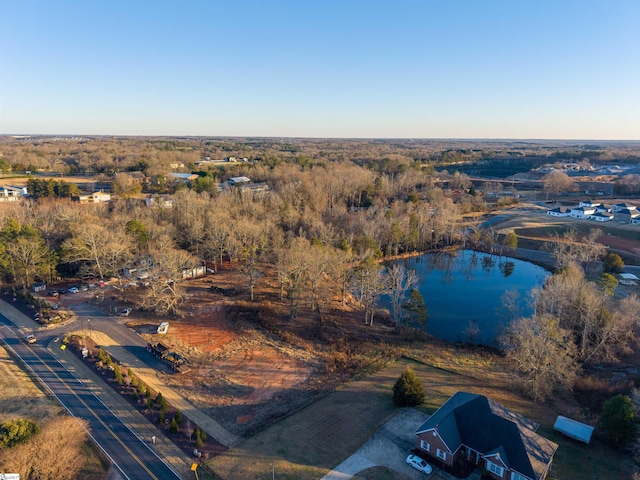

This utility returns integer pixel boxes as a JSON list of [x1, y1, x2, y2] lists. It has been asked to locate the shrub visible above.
[[193, 426, 204, 448], [603, 253, 624, 274], [0, 419, 40, 448], [97, 349, 105, 362], [393, 367, 425, 407]]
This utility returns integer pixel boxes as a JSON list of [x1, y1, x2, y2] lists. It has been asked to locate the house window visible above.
[[486, 460, 504, 478], [511, 473, 529, 480], [420, 440, 430, 452], [436, 449, 447, 461]]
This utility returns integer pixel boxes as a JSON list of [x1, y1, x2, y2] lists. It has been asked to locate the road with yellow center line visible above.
[[1, 322, 183, 480]]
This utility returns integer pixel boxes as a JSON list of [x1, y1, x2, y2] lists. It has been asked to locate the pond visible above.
[[385, 250, 549, 345]]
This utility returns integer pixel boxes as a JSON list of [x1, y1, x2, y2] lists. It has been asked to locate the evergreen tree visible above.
[[175, 409, 183, 424], [170, 418, 178, 433], [402, 289, 428, 330], [599, 395, 638, 447], [393, 367, 425, 407]]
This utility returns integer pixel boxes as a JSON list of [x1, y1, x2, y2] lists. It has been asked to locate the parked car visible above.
[[48, 290, 58, 297], [406, 454, 432, 475], [80, 285, 88, 291], [68, 287, 79, 293], [58, 288, 67, 294], [24, 334, 36, 344], [120, 308, 132, 317]]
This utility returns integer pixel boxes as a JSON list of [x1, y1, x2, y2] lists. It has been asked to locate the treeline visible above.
[[0, 160, 484, 322], [3, 136, 640, 180]]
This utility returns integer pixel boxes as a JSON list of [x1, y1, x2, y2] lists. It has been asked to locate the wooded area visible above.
[[2, 136, 640, 474]]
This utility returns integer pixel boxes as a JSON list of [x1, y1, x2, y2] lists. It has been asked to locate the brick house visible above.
[[414, 392, 558, 480]]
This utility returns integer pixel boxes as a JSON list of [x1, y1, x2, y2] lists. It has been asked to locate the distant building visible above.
[[227, 176, 251, 186], [615, 208, 640, 224], [76, 191, 111, 203], [619, 273, 639, 286], [0, 185, 28, 201], [168, 172, 198, 183], [611, 203, 637, 213], [587, 212, 613, 222], [547, 207, 570, 217], [569, 206, 595, 218], [145, 194, 174, 208]]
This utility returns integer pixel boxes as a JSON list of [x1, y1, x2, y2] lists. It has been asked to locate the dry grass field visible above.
[[0, 344, 109, 479], [0, 344, 62, 421]]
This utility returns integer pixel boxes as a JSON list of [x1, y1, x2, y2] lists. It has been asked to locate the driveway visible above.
[[322, 408, 432, 480]]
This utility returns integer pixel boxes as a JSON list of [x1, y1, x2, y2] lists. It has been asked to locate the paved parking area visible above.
[[322, 408, 433, 479]]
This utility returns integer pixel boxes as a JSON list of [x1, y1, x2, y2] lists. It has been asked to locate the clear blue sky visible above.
[[1, 1, 639, 139]]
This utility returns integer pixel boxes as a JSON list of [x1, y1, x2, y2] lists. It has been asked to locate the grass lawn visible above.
[[209, 351, 636, 480]]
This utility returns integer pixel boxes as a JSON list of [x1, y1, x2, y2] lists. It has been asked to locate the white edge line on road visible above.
[[47, 339, 186, 480], [0, 334, 131, 480]]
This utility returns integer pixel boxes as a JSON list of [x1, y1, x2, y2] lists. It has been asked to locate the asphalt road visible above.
[[44, 299, 172, 374], [0, 320, 182, 480]]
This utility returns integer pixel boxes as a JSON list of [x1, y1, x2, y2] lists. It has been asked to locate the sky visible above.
[[1, 1, 639, 139]]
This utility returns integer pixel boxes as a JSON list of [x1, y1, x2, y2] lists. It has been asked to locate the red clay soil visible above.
[[169, 303, 236, 353]]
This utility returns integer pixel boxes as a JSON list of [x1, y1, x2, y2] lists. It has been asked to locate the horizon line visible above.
[[3, 133, 640, 143]]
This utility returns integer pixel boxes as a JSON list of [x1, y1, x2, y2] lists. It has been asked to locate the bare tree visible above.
[[233, 220, 269, 301], [350, 256, 385, 326], [6, 236, 54, 287], [139, 243, 198, 315], [542, 170, 575, 200], [0, 417, 89, 480], [385, 263, 417, 329], [499, 314, 578, 401]]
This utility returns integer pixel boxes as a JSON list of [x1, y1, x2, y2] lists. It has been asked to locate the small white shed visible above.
[[619, 273, 639, 286], [553, 416, 594, 444]]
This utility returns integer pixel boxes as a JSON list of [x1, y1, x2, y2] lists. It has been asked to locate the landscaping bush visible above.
[[393, 367, 425, 407], [170, 418, 178, 433]]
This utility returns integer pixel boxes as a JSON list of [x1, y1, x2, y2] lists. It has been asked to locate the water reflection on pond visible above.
[[385, 250, 549, 345]]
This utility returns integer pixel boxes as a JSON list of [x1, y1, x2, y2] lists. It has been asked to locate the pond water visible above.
[[384, 250, 549, 345]]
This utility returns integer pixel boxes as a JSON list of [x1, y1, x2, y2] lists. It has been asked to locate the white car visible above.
[[120, 308, 132, 317], [406, 454, 432, 475], [24, 334, 37, 344], [68, 286, 79, 293]]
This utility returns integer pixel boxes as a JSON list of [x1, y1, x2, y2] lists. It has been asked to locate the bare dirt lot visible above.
[[121, 273, 321, 437]]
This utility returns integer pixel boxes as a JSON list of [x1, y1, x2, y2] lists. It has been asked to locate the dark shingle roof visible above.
[[415, 392, 558, 480]]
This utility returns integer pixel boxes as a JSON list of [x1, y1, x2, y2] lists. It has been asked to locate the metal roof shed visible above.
[[553, 416, 594, 444]]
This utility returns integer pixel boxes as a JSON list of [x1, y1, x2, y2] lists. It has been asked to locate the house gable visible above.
[[414, 392, 557, 480]]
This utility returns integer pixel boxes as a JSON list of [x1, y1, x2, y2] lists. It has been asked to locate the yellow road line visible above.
[[29, 346, 159, 480]]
